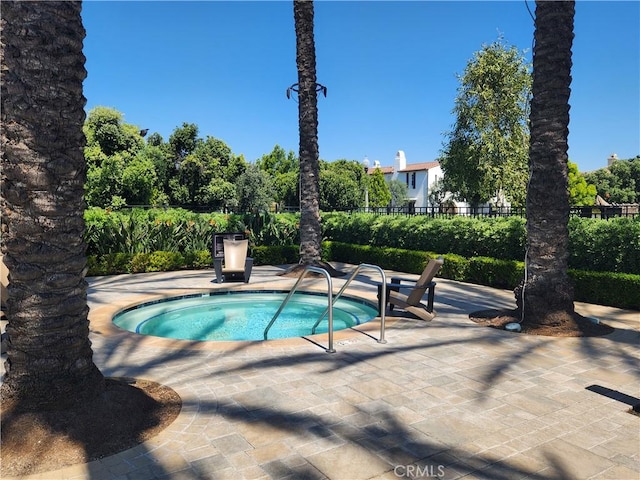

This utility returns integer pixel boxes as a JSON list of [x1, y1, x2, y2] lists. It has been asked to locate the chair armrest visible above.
[[387, 280, 436, 289], [390, 276, 416, 285]]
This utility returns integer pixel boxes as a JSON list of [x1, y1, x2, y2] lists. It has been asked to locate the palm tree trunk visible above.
[[516, 0, 576, 325], [294, 0, 322, 265], [1, 1, 105, 411]]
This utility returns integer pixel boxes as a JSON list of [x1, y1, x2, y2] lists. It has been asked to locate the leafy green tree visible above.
[[440, 39, 531, 207], [320, 170, 359, 211], [567, 161, 596, 206], [122, 156, 158, 205], [235, 164, 275, 212], [318, 160, 363, 211], [388, 179, 408, 207], [166, 129, 245, 208], [368, 168, 392, 207], [146, 132, 163, 147], [168, 122, 199, 163], [201, 180, 238, 211], [85, 154, 125, 207], [259, 146, 300, 208], [257, 145, 298, 176], [427, 177, 448, 207], [84, 106, 144, 157], [136, 143, 173, 200], [84, 106, 154, 207], [273, 171, 299, 208], [584, 156, 639, 203]]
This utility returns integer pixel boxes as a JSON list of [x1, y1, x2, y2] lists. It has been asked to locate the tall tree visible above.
[[368, 168, 392, 208], [294, 0, 322, 265], [1, 1, 105, 410], [567, 161, 596, 206], [440, 39, 531, 207], [515, 0, 576, 326]]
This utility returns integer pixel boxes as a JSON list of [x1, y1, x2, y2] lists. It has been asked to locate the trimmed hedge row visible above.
[[324, 241, 640, 310], [87, 250, 212, 276], [87, 242, 640, 310], [322, 212, 640, 275]]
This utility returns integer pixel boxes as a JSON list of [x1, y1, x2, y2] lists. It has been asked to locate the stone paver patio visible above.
[[2, 263, 639, 480]]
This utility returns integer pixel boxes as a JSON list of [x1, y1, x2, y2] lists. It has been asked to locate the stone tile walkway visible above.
[[2, 264, 639, 479]]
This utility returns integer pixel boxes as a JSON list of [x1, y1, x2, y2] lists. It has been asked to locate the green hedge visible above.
[[84, 209, 640, 275], [86, 244, 639, 310], [322, 212, 640, 275], [87, 250, 212, 276], [324, 241, 640, 310]]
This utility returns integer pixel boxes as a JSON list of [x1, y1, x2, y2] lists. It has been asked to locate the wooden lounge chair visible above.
[[380, 257, 444, 321], [214, 239, 253, 283]]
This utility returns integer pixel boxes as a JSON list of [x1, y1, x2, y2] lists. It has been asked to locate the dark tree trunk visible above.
[[516, 0, 576, 325], [294, 0, 322, 265], [1, 1, 105, 411]]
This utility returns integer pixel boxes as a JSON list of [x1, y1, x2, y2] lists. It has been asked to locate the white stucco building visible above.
[[368, 150, 442, 210]]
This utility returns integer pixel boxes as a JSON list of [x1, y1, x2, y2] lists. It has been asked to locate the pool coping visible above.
[[89, 280, 399, 352]]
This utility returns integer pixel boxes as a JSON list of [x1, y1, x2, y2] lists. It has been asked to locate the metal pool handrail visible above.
[[263, 265, 336, 353], [310, 263, 387, 344]]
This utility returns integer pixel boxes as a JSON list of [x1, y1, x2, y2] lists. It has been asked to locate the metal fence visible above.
[[341, 205, 639, 219], [120, 204, 639, 219]]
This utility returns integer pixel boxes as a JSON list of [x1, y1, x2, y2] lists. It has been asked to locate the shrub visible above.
[[129, 253, 152, 273], [570, 270, 640, 310], [467, 257, 524, 289], [183, 250, 213, 269], [252, 245, 299, 265], [146, 251, 185, 272]]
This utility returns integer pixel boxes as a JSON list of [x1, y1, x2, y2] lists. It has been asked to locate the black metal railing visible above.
[[115, 204, 640, 219]]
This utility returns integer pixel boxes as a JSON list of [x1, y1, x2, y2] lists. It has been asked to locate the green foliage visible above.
[[235, 165, 276, 212], [323, 241, 437, 274], [388, 179, 408, 207], [568, 161, 597, 206], [584, 156, 640, 204], [570, 270, 640, 310], [440, 39, 531, 206], [168, 122, 199, 161], [243, 212, 299, 246], [122, 156, 158, 205], [84, 107, 159, 207], [367, 169, 392, 207], [251, 245, 299, 265], [324, 241, 638, 310], [323, 213, 640, 274], [322, 212, 527, 261], [317, 160, 365, 211], [86, 252, 132, 276], [273, 171, 299, 207], [87, 250, 210, 276], [568, 217, 640, 274], [84, 208, 300, 257], [256, 145, 298, 176], [183, 250, 213, 269], [320, 169, 360, 211], [84, 106, 144, 157], [466, 257, 524, 288]]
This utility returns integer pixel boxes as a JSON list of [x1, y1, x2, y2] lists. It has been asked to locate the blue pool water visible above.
[[113, 291, 378, 341]]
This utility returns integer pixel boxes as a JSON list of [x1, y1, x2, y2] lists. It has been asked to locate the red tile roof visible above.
[[367, 161, 440, 174], [399, 161, 440, 172], [368, 166, 394, 174]]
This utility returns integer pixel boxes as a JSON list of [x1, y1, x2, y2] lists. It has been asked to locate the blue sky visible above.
[[82, 1, 639, 173]]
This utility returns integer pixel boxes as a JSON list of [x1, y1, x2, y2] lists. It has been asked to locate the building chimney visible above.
[[395, 150, 407, 172], [607, 153, 619, 167]]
